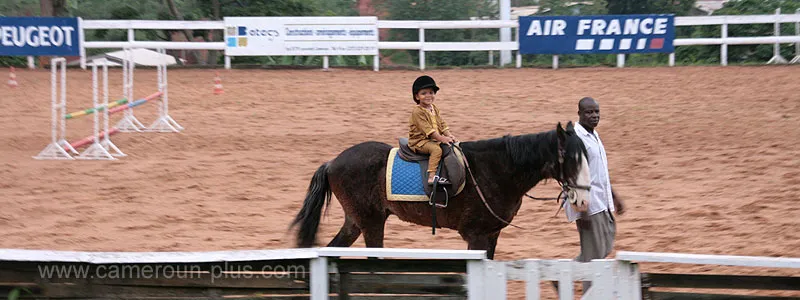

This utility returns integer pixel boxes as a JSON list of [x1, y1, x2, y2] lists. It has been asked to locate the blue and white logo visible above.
[[226, 25, 279, 47], [518, 14, 675, 55], [0, 17, 80, 56]]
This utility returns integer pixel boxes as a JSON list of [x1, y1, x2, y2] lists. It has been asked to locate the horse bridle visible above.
[[525, 141, 591, 215]]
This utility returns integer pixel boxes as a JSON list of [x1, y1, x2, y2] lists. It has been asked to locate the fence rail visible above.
[[14, 10, 800, 70], [0, 248, 798, 300]]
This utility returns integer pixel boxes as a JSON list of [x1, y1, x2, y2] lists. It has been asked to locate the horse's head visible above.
[[554, 121, 591, 212]]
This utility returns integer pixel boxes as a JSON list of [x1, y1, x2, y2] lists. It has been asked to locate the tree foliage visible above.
[[606, 0, 697, 16]]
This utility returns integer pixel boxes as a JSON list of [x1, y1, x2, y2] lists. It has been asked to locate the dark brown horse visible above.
[[290, 122, 590, 259]]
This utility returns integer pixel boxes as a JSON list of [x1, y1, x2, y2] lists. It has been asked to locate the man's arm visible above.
[[611, 186, 625, 215]]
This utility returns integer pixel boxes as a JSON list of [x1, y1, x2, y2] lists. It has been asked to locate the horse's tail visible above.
[[290, 162, 332, 248]]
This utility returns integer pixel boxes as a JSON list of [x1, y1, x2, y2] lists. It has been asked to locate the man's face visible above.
[[579, 100, 600, 128]]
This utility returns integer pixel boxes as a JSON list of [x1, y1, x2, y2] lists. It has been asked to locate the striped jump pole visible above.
[[145, 48, 183, 132], [65, 91, 161, 151], [108, 92, 163, 114], [70, 128, 120, 149], [65, 98, 128, 120], [33, 58, 75, 160]]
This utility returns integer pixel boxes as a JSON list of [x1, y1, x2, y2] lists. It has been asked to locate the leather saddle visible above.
[[397, 138, 466, 201]]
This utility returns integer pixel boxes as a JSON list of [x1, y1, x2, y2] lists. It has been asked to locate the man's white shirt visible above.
[[565, 122, 615, 222]]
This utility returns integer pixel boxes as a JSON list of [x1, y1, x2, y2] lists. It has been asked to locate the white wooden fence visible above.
[[1, 247, 798, 299], [17, 9, 800, 70]]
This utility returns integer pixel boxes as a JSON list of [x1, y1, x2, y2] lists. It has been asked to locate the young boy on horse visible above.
[[407, 75, 459, 185]]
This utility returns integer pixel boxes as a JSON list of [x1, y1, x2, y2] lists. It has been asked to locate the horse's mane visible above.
[[461, 130, 559, 166]]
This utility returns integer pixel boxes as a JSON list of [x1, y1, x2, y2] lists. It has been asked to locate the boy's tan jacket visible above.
[[408, 104, 450, 149]]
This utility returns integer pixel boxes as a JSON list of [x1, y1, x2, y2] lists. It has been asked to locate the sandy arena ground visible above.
[[1, 65, 798, 298]]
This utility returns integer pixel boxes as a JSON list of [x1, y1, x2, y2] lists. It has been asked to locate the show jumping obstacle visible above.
[[34, 48, 181, 161]]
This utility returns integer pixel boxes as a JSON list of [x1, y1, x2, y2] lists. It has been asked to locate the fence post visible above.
[[584, 260, 615, 299], [128, 27, 135, 44], [616, 261, 642, 300], [767, 8, 788, 64], [617, 54, 625, 68], [467, 260, 486, 299], [310, 257, 329, 300], [669, 53, 675, 66], [525, 259, 541, 300], [485, 260, 507, 299], [721, 17, 728, 66], [323, 56, 329, 71], [515, 26, 522, 69], [791, 8, 800, 64], [79, 17, 86, 70], [224, 56, 231, 69], [631, 262, 642, 300], [552, 55, 559, 69], [500, 0, 512, 66], [558, 259, 574, 300], [373, 54, 379, 71], [419, 28, 426, 70]]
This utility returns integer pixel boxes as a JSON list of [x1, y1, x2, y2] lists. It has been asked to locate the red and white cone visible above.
[[8, 67, 18, 88], [213, 72, 224, 95]]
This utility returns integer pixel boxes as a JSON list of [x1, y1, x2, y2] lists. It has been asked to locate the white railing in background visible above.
[[377, 20, 520, 70], [78, 19, 228, 69], [666, 8, 800, 67], [23, 9, 800, 70]]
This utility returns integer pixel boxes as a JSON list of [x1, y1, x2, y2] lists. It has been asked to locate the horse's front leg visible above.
[[464, 231, 501, 260]]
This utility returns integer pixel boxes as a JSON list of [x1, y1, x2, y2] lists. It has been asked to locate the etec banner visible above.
[[0, 17, 80, 56], [224, 16, 378, 56], [518, 14, 674, 55]]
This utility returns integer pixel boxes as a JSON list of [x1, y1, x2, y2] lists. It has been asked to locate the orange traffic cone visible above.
[[8, 67, 18, 88], [213, 72, 224, 95]]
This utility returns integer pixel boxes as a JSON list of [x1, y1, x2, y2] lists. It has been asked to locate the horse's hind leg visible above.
[[465, 231, 501, 259], [361, 214, 389, 248], [327, 217, 361, 247]]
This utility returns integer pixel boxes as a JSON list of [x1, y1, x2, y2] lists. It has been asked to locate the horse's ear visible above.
[[566, 121, 575, 133], [556, 122, 566, 142]]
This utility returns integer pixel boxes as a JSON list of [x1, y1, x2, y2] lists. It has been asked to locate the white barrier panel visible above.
[[2, 248, 797, 299], [617, 251, 800, 268], [224, 16, 378, 56]]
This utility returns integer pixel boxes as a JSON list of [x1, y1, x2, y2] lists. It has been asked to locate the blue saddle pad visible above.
[[386, 148, 429, 201]]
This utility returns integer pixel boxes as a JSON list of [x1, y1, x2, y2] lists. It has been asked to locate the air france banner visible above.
[[224, 17, 378, 56], [518, 14, 674, 55], [0, 17, 80, 56]]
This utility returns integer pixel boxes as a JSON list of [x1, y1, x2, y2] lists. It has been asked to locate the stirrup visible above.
[[429, 187, 449, 208]]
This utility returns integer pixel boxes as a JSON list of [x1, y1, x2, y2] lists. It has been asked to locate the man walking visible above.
[[567, 96, 626, 293]]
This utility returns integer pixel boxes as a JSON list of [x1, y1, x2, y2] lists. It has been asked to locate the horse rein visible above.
[[452, 139, 591, 230], [452, 143, 525, 230]]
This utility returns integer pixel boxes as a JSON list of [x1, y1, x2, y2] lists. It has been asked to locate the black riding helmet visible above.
[[412, 75, 439, 104]]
